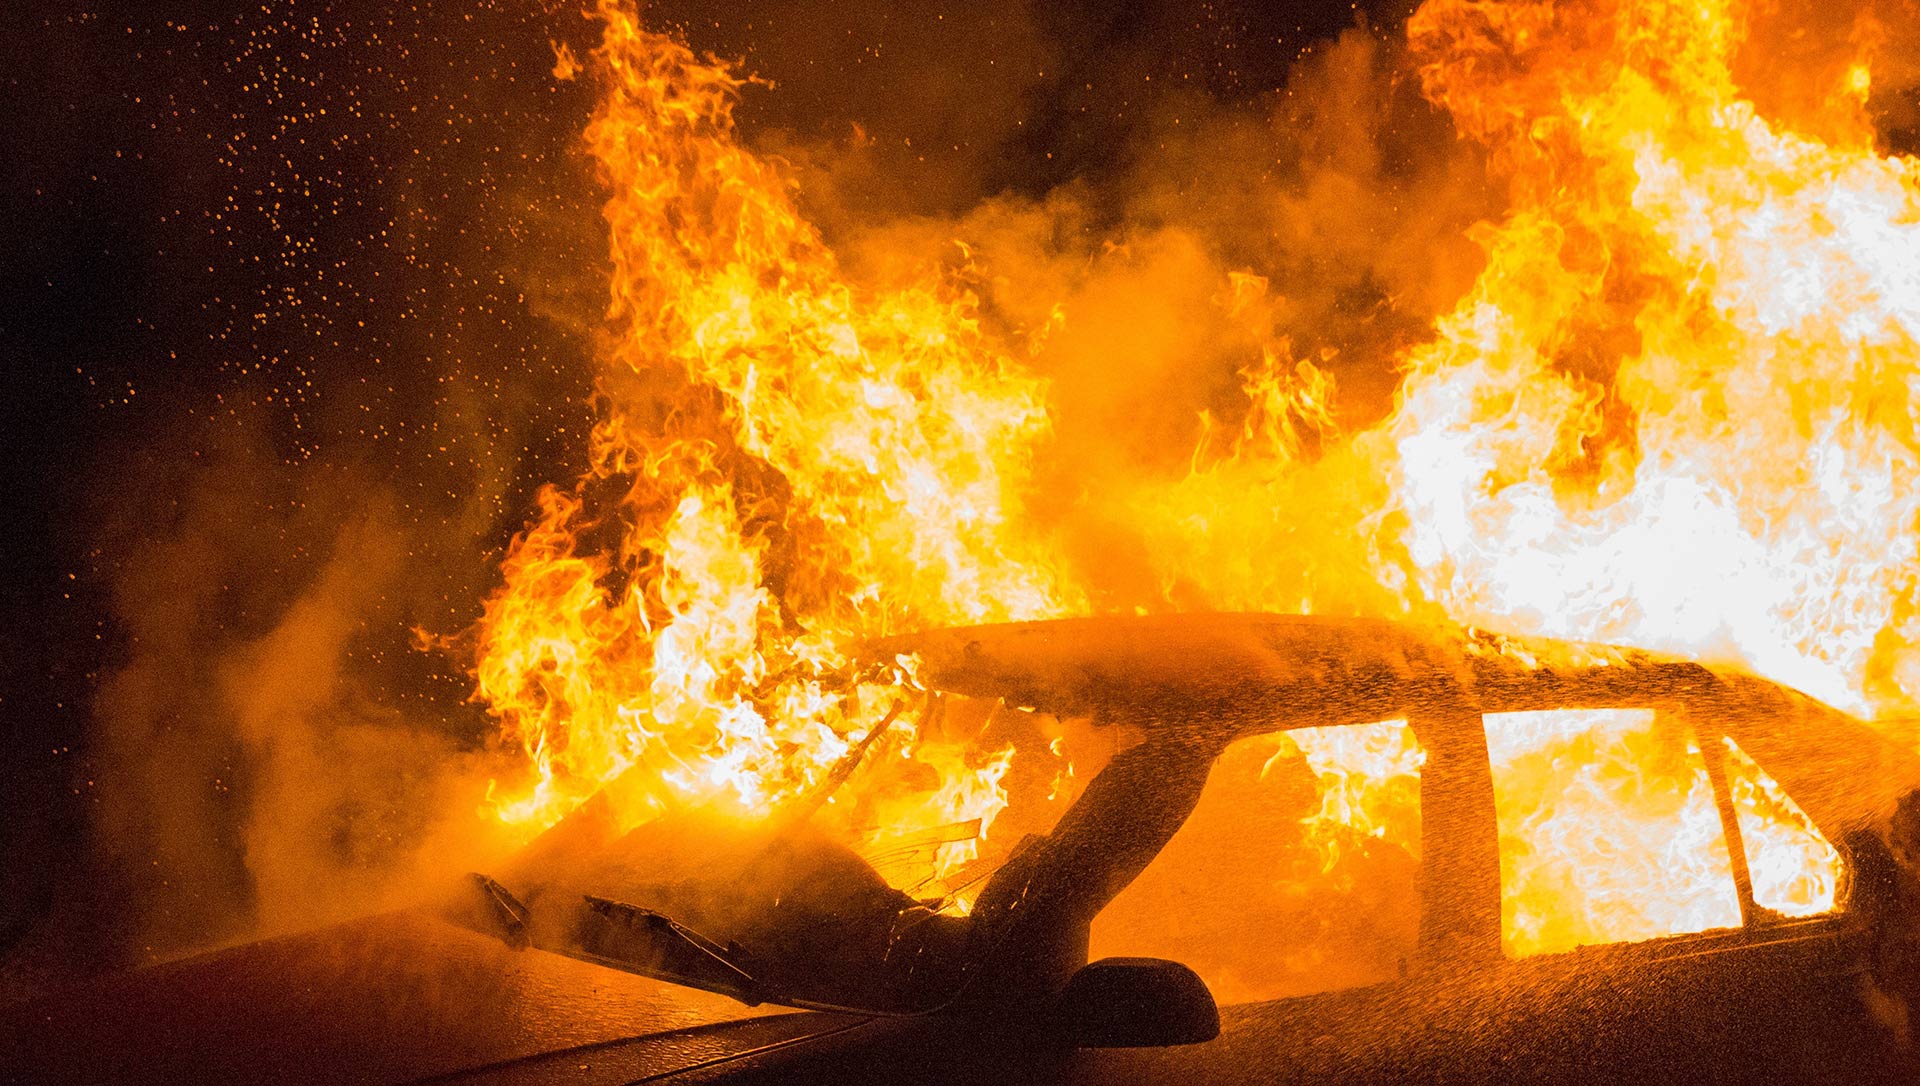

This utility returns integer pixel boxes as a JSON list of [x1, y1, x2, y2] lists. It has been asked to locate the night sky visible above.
[[3, 0, 1401, 989]]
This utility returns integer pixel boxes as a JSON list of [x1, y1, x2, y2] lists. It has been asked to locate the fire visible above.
[[1485, 709, 1743, 957], [1376, 0, 1912, 948], [1392, 0, 1920, 720], [459, 0, 1916, 947], [468, 2, 1067, 880]]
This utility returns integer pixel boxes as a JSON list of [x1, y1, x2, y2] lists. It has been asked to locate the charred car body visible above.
[[10, 614, 1920, 1084]]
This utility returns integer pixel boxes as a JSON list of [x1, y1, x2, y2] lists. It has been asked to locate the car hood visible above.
[[0, 909, 866, 1086]]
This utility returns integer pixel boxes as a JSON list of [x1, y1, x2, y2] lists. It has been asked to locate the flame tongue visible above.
[[1391, 0, 1920, 717], [473, 6, 1062, 872]]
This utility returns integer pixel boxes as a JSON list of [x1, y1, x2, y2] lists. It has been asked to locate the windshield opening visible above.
[[481, 684, 1102, 1013], [851, 693, 1122, 914]]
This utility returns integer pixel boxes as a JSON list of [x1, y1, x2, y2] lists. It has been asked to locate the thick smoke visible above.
[[77, 425, 513, 965], [10, 0, 604, 985], [735, 23, 1497, 620]]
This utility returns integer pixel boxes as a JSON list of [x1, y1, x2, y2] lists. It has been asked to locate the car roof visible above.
[[872, 613, 1920, 835], [876, 613, 1702, 726]]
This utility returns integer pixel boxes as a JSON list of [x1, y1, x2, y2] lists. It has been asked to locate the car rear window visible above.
[[1484, 708, 1742, 957], [1722, 735, 1844, 917]]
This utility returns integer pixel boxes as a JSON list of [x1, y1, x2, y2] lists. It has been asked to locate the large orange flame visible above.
[[470, 2, 1070, 881], [464, 0, 1915, 940]]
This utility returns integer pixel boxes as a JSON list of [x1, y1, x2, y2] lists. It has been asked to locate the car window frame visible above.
[[1066, 679, 1506, 994], [1138, 688, 1869, 998], [1464, 695, 1860, 971], [965, 633, 1902, 1011]]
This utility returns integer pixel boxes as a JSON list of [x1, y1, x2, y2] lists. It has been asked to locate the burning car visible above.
[[9, 613, 1920, 1084]]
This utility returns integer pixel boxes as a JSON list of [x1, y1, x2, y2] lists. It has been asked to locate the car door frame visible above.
[[1434, 679, 1891, 1079]]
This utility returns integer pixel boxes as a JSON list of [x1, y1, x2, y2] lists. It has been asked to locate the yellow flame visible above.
[[470, 4, 1069, 889], [1391, 0, 1920, 717], [1724, 735, 1843, 916], [1283, 721, 1426, 877], [1487, 709, 1741, 956]]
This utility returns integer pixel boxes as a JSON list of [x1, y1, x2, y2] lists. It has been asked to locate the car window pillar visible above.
[[958, 727, 1224, 1011], [1697, 726, 1765, 928], [1410, 695, 1503, 968]]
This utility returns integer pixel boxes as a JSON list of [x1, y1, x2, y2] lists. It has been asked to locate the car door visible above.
[[1055, 705, 1499, 1084], [1060, 698, 1894, 1086], [1459, 701, 1890, 1083]]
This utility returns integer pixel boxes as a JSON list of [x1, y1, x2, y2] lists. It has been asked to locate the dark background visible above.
[[0, 0, 1407, 993]]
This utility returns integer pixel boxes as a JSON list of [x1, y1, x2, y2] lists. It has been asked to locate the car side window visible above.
[[1483, 708, 1742, 958], [1086, 719, 1425, 1005], [1721, 735, 1844, 917]]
